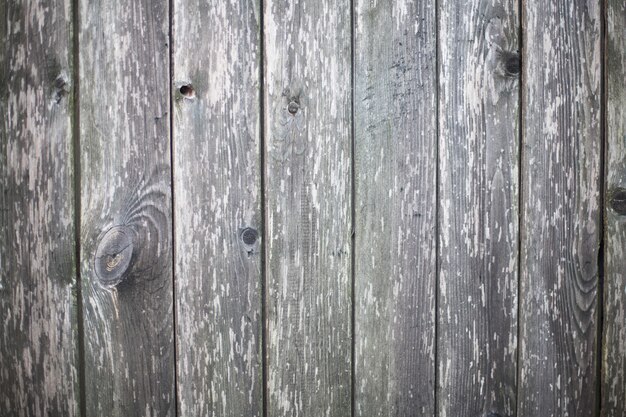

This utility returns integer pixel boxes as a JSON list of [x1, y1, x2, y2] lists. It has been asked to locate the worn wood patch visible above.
[[519, 0, 602, 415], [172, 0, 263, 415], [603, 0, 626, 415], [0, 1, 79, 415], [353, 1, 437, 415], [78, 0, 175, 415], [264, 0, 353, 415], [438, 1, 520, 417]]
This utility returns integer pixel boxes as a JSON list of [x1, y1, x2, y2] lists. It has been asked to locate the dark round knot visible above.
[[94, 226, 134, 288], [610, 187, 626, 215], [503, 53, 520, 76], [241, 227, 258, 245], [288, 101, 299, 115]]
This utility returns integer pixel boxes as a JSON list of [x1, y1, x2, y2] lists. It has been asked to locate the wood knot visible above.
[[241, 227, 258, 245], [179, 83, 195, 99], [52, 74, 69, 104], [240, 227, 259, 256], [502, 51, 520, 76], [94, 226, 134, 288], [288, 101, 299, 115], [610, 188, 626, 215]]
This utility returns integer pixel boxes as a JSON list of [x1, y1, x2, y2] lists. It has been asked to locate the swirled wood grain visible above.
[[79, 0, 175, 414]]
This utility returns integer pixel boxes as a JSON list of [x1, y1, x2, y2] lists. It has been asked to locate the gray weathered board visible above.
[[172, 0, 263, 416], [438, 1, 520, 416], [353, 0, 436, 416], [519, 0, 602, 416], [263, 0, 353, 416], [603, 1, 626, 416], [0, 0, 623, 416], [78, 0, 175, 415], [0, 1, 79, 416]]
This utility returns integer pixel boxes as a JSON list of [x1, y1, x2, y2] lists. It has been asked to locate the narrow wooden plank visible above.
[[264, 0, 352, 415], [79, 0, 175, 414], [353, 1, 436, 416], [0, 0, 78, 415], [438, 2, 520, 416], [519, 0, 602, 415], [172, 0, 263, 415], [603, 1, 626, 415]]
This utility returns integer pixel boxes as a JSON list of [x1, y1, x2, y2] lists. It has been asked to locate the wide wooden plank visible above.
[[78, 0, 175, 415], [438, 2, 520, 417], [353, 1, 436, 415], [172, 0, 263, 416], [0, 1, 78, 415], [603, 1, 626, 415], [264, 0, 352, 415], [519, 0, 601, 415]]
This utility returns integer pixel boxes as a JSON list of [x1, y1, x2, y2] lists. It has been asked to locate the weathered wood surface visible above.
[[1, 0, 624, 415], [0, 1, 79, 415], [603, 1, 626, 415], [78, 0, 175, 414], [519, 0, 602, 415], [172, 0, 263, 415], [264, 0, 352, 415], [438, 2, 520, 417], [353, 1, 436, 415]]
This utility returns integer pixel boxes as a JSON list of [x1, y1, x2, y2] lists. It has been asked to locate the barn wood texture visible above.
[[353, 1, 436, 416], [0, 1, 79, 415], [0, 0, 623, 416], [438, 1, 520, 417], [519, 0, 602, 416], [263, 0, 353, 416], [603, 0, 626, 415], [172, 0, 263, 415], [78, 0, 175, 415]]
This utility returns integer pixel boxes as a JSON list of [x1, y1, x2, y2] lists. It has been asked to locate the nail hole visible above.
[[179, 84, 195, 98], [288, 101, 299, 115]]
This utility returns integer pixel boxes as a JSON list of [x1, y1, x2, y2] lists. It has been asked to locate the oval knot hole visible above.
[[241, 227, 259, 245], [610, 188, 626, 215], [94, 225, 134, 288]]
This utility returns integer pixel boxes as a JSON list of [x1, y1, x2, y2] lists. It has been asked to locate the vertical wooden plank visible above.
[[79, 0, 174, 414], [603, 0, 626, 415], [353, 1, 436, 416], [438, 2, 520, 416], [172, 0, 263, 415], [519, 0, 602, 415], [264, 0, 352, 415], [0, 1, 78, 415]]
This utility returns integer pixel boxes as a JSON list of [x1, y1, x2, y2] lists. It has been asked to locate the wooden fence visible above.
[[1, 0, 624, 416]]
